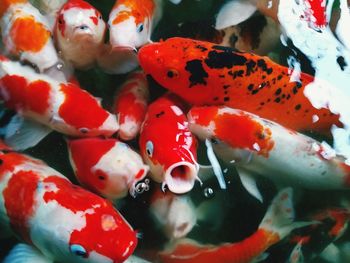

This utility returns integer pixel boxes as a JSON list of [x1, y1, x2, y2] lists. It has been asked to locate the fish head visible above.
[[56, 0, 106, 44], [139, 96, 199, 194], [138, 37, 215, 104], [108, 3, 153, 50]]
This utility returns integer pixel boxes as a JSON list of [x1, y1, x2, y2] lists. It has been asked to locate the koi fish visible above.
[[0, 141, 137, 263], [114, 70, 149, 141], [139, 94, 199, 194], [187, 105, 350, 201], [0, 56, 119, 150], [138, 37, 340, 135], [54, 0, 106, 69], [159, 188, 307, 263], [108, 0, 161, 50], [150, 188, 197, 240], [0, 0, 59, 72], [67, 137, 149, 200]]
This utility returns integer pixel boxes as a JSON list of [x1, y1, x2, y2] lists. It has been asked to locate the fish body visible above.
[[159, 188, 306, 263], [0, 142, 137, 262], [0, 0, 59, 72], [114, 71, 149, 141], [139, 94, 199, 194], [54, 0, 106, 69], [67, 137, 149, 200], [138, 37, 340, 135], [0, 57, 118, 149], [188, 106, 350, 192]]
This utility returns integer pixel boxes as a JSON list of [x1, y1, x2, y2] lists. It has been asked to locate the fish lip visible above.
[[73, 24, 94, 35], [164, 161, 199, 194], [112, 46, 138, 53]]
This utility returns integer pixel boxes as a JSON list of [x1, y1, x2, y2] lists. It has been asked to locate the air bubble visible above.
[[135, 179, 150, 194], [203, 187, 214, 198]]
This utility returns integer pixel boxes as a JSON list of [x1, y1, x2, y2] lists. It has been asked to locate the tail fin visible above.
[[259, 188, 310, 240]]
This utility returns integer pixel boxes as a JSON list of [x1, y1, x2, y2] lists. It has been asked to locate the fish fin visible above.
[[215, 0, 257, 29], [252, 252, 269, 262], [3, 243, 52, 263], [168, 0, 182, 4], [259, 188, 311, 239], [205, 139, 226, 189], [236, 168, 263, 202], [124, 255, 152, 263], [319, 243, 341, 263], [1, 116, 52, 150], [288, 241, 304, 263]]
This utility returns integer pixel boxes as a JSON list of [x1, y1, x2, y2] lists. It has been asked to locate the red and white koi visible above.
[[114, 70, 149, 141], [150, 188, 197, 240], [0, 142, 137, 263], [0, 56, 119, 149], [67, 137, 149, 200], [159, 188, 307, 263], [54, 0, 106, 69], [139, 94, 199, 194], [188, 106, 350, 200], [138, 37, 341, 136], [0, 0, 59, 72]]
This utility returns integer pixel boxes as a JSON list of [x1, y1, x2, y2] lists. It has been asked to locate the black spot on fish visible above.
[[245, 60, 256, 76], [212, 45, 234, 52], [195, 45, 208, 52], [337, 56, 347, 71], [257, 59, 273, 74], [252, 89, 259, 95], [275, 88, 282, 96], [274, 97, 281, 103], [223, 85, 230, 89], [156, 111, 165, 118], [224, 97, 230, 101], [205, 49, 247, 69], [247, 84, 254, 91], [185, 59, 208, 87], [286, 94, 291, 100], [98, 175, 105, 180], [229, 70, 244, 79], [295, 104, 301, 110], [260, 102, 265, 106], [213, 96, 219, 101], [0, 159, 3, 165], [277, 75, 283, 80], [292, 86, 298, 94], [219, 74, 225, 78]]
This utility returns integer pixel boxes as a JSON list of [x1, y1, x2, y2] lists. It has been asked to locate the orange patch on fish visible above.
[[112, 10, 131, 24], [0, 0, 27, 17], [215, 112, 274, 157], [10, 16, 51, 53], [112, 0, 155, 25]]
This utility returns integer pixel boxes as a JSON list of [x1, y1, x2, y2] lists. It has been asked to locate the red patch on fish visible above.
[[62, 0, 96, 11], [3, 170, 39, 243], [305, 0, 327, 28], [0, 0, 27, 17], [0, 152, 32, 180], [112, 0, 155, 25], [43, 175, 137, 262], [58, 83, 109, 129], [68, 138, 116, 193], [10, 16, 51, 53], [0, 75, 50, 114]]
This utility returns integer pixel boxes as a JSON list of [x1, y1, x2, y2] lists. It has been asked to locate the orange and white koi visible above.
[[0, 0, 59, 72], [114, 71, 149, 141], [159, 188, 307, 263], [139, 94, 199, 194], [54, 0, 106, 69], [67, 137, 149, 200], [138, 37, 341, 135], [0, 56, 118, 149], [188, 105, 350, 200], [0, 141, 137, 263]]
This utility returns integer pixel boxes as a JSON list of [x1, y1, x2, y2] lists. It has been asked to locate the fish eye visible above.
[[137, 23, 144, 33], [58, 19, 63, 24], [70, 244, 88, 258], [146, 141, 154, 157], [210, 137, 220, 145], [99, 15, 102, 20], [79, 25, 89, 30], [166, 69, 179, 79]]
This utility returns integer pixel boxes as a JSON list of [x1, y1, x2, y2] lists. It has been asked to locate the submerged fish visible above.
[[0, 56, 118, 150], [0, 141, 137, 263], [0, 0, 59, 72], [159, 188, 307, 263], [67, 137, 149, 200], [54, 0, 106, 69], [139, 94, 199, 194], [114, 70, 150, 141], [138, 37, 340, 135], [188, 105, 350, 200]]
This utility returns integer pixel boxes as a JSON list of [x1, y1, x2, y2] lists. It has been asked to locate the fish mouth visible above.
[[73, 25, 94, 36], [164, 162, 199, 194], [112, 45, 138, 53]]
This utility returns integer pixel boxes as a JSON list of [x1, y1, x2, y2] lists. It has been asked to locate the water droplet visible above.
[[203, 187, 214, 198], [56, 63, 63, 70]]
